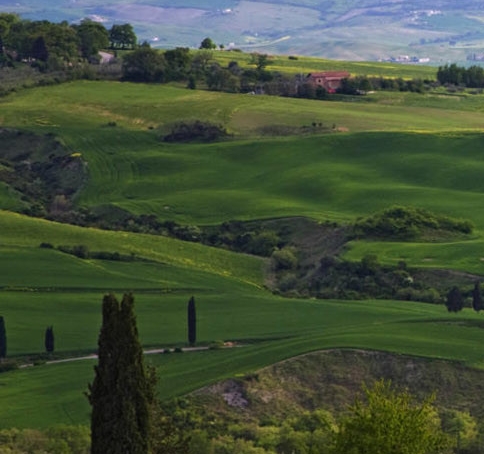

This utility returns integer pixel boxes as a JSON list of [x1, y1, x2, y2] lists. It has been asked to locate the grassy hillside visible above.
[[2, 75, 484, 428]]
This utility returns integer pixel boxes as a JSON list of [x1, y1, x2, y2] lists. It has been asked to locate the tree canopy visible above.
[[109, 23, 137, 49], [332, 380, 452, 454]]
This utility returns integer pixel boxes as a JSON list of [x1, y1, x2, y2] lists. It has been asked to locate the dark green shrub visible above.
[[163, 121, 229, 143], [0, 360, 18, 373]]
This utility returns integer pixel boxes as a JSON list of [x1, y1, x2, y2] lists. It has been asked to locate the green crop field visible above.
[[2, 72, 484, 428]]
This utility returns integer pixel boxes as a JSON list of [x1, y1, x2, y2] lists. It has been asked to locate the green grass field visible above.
[[2, 76, 484, 428]]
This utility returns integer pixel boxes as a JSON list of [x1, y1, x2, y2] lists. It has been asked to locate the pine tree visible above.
[[88, 293, 152, 454], [0, 316, 5, 359], [472, 281, 483, 312], [45, 326, 54, 353], [187, 296, 196, 346]]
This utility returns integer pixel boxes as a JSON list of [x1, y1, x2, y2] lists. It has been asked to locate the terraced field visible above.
[[2, 73, 484, 428]]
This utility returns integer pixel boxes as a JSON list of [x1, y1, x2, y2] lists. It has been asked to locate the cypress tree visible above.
[[0, 316, 6, 359], [472, 281, 483, 312], [45, 326, 54, 353], [88, 293, 152, 454], [187, 296, 196, 346]]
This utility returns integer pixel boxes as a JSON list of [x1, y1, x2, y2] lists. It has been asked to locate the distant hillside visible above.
[[197, 348, 484, 417], [2, 0, 484, 63]]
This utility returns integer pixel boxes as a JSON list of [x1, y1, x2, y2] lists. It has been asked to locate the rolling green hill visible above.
[[2, 72, 484, 429]]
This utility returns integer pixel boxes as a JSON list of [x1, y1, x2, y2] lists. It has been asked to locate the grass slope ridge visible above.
[[0, 210, 264, 288]]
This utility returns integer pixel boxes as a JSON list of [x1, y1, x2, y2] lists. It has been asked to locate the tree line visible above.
[[437, 63, 484, 88], [0, 14, 435, 99], [0, 13, 135, 70]]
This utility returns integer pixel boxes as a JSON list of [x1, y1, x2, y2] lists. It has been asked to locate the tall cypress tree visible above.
[[472, 281, 483, 312], [0, 316, 6, 359], [88, 293, 152, 454], [45, 326, 54, 353], [187, 296, 196, 346]]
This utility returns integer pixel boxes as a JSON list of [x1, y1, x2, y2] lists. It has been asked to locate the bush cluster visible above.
[[54, 244, 136, 262], [162, 120, 229, 143], [353, 205, 473, 240]]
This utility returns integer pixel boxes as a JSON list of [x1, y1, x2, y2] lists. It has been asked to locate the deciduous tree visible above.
[[122, 46, 166, 82], [88, 293, 152, 454], [109, 23, 136, 49], [199, 37, 216, 50], [446, 286, 464, 312], [332, 380, 452, 454], [75, 19, 109, 59]]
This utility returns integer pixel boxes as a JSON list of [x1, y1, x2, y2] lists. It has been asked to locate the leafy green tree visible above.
[[88, 293, 152, 454], [188, 296, 196, 346], [191, 50, 213, 78], [442, 409, 479, 452], [446, 286, 464, 312], [472, 281, 482, 312], [332, 380, 452, 454], [250, 52, 270, 72], [0, 13, 19, 57], [0, 316, 5, 359], [164, 47, 191, 81], [109, 23, 137, 49], [45, 325, 54, 353], [199, 37, 216, 50], [205, 62, 232, 91], [75, 19, 109, 59], [122, 46, 166, 82]]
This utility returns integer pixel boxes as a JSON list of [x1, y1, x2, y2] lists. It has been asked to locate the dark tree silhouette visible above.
[[0, 316, 5, 359], [472, 281, 483, 312], [187, 296, 196, 346], [45, 325, 54, 353], [88, 293, 152, 454], [199, 37, 216, 49], [446, 286, 464, 312]]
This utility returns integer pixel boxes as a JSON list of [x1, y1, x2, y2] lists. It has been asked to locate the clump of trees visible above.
[[332, 380, 451, 454], [437, 63, 484, 88], [353, 205, 473, 240], [304, 254, 441, 302], [162, 120, 230, 143], [0, 425, 91, 453], [0, 14, 129, 69], [338, 75, 427, 95]]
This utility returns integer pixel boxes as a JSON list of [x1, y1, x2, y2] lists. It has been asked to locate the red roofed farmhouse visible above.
[[306, 71, 350, 93]]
